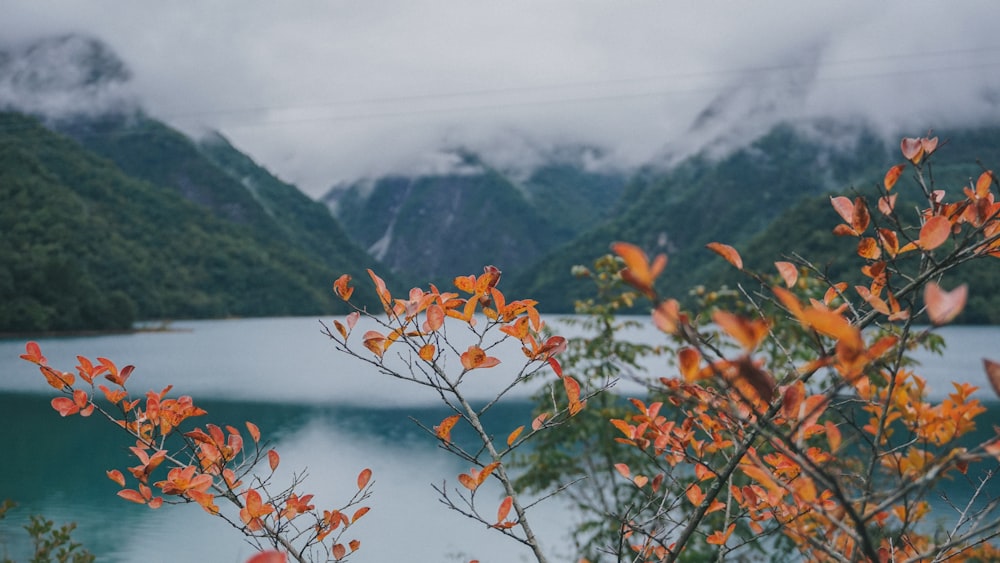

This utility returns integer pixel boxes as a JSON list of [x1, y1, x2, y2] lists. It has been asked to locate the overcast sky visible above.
[[3, 1, 1000, 196]]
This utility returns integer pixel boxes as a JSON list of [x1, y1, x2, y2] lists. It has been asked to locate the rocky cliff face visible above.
[[322, 151, 626, 285]]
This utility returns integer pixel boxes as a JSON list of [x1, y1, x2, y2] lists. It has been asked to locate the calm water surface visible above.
[[1, 317, 998, 561]]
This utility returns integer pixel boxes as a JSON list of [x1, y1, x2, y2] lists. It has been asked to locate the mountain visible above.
[[0, 111, 385, 333], [321, 150, 626, 287], [518, 122, 1000, 317]]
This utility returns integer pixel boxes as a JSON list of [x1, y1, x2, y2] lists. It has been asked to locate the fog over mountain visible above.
[[2, 2, 999, 196]]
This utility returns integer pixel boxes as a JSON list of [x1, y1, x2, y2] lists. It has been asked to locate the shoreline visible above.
[[0, 322, 191, 340]]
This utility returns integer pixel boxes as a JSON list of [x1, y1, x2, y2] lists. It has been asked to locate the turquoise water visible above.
[[1, 317, 998, 561]]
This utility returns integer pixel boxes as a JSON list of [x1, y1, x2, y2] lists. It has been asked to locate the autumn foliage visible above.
[[17, 134, 1000, 562]]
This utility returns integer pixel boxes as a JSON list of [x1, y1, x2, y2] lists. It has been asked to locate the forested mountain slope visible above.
[[0, 112, 382, 332]]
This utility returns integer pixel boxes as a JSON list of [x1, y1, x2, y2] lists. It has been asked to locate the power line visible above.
[[153, 44, 1000, 124]]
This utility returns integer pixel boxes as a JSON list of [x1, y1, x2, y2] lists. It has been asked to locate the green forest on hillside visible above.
[[0, 112, 383, 333]]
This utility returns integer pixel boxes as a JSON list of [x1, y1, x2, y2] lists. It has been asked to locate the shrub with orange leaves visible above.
[[19, 344, 373, 563], [18, 134, 1000, 563]]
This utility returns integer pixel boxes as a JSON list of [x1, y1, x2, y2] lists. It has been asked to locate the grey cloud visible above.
[[2, 1, 999, 196]]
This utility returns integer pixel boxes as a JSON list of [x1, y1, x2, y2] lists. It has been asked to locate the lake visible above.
[[1, 316, 998, 562]]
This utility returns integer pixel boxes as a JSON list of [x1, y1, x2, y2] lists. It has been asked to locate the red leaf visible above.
[[614, 463, 631, 479], [425, 304, 444, 332], [830, 196, 855, 224], [332, 544, 347, 560], [531, 412, 549, 430], [118, 489, 147, 504], [245, 551, 288, 563], [706, 242, 743, 270], [19, 341, 47, 365], [51, 396, 79, 417], [107, 469, 126, 487], [268, 449, 280, 471], [900, 137, 924, 164], [924, 282, 968, 326]]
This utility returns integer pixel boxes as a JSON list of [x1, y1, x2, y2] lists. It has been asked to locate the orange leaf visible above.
[[507, 426, 524, 447], [884, 164, 905, 191], [332, 544, 347, 560], [652, 299, 681, 334], [857, 237, 881, 260], [976, 171, 994, 198], [686, 484, 705, 506], [367, 269, 392, 311], [333, 274, 354, 301], [611, 241, 666, 298], [825, 420, 842, 451], [775, 261, 798, 288], [982, 359, 1000, 398], [425, 304, 445, 332], [633, 475, 648, 488], [458, 473, 477, 490], [268, 449, 280, 471], [419, 344, 436, 362], [919, 215, 952, 250], [706, 242, 743, 270], [357, 468, 373, 489], [678, 347, 703, 383], [107, 469, 126, 487], [496, 496, 513, 523], [924, 282, 967, 326], [563, 376, 585, 415], [706, 523, 736, 546], [20, 341, 46, 364], [434, 414, 461, 443], [362, 330, 387, 358], [246, 421, 261, 443], [851, 197, 871, 234], [351, 506, 370, 523], [713, 310, 768, 352], [460, 345, 501, 370]]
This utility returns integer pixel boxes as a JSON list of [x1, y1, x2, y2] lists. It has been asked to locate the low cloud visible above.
[[2, 2, 999, 196]]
